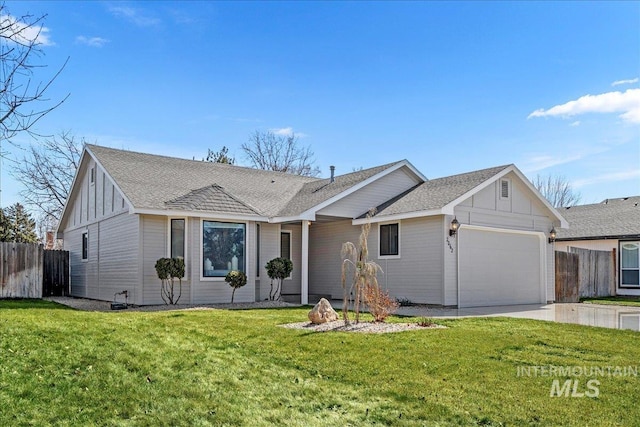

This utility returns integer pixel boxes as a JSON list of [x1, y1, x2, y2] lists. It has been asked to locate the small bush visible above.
[[155, 257, 185, 305], [266, 257, 293, 301], [362, 283, 399, 322], [225, 270, 247, 303], [417, 317, 437, 327]]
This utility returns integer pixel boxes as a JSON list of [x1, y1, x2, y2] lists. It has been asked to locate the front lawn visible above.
[[1, 300, 639, 426], [582, 296, 640, 307]]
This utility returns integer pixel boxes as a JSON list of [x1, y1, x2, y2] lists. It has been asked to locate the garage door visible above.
[[458, 226, 545, 308]]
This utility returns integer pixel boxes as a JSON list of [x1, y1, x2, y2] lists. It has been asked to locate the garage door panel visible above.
[[459, 228, 545, 308]]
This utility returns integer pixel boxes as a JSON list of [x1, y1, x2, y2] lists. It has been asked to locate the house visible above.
[[555, 197, 640, 296], [57, 145, 567, 308]]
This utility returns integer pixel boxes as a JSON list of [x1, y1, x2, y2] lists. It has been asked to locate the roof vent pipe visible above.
[[330, 165, 335, 183]]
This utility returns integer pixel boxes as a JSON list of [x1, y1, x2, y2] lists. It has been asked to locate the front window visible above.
[[380, 223, 399, 257], [82, 232, 88, 260], [170, 219, 185, 259], [620, 242, 639, 287], [281, 231, 291, 260], [202, 221, 245, 277]]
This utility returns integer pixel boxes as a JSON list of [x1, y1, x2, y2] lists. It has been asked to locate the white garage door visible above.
[[458, 226, 545, 308]]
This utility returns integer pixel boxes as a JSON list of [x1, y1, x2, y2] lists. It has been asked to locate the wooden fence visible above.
[[0, 242, 69, 298], [555, 248, 616, 302], [43, 250, 70, 297]]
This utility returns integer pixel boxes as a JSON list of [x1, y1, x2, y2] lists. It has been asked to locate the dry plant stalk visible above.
[[362, 282, 399, 322], [341, 209, 382, 324]]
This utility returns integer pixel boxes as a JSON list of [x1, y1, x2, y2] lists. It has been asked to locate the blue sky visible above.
[[1, 1, 639, 211]]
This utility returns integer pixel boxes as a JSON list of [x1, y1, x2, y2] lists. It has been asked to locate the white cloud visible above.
[[75, 36, 109, 47], [573, 169, 640, 188], [612, 78, 638, 87], [0, 14, 54, 46], [569, 121, 580, 127], [528, 88, 640, 124], [108, 6, 160, 27], [269, 127, 308, 138]]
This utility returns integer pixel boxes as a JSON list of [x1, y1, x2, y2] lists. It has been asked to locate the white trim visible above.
[[280, 229, 293, 280], [499, 178, 511, 200], [619, 241, 640, 288], [353, 209, 443, 225], [199, 218, 249, 282], [457, 224, 547, 308], [378, 221, 401, 259], [167, 217, 189, 281], [275, 161, 425, 223], [81, 230, 89, 262], [301, 220, 309, 305], [135, 207, 267, 222]]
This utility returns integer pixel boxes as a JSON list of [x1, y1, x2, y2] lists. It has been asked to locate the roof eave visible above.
[[133, 207, 268, 222], [352, 209, 444, 225]]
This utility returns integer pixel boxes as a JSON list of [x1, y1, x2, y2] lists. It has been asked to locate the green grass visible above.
[[582, 296, 640, 307], [1, 300, 639, 426]]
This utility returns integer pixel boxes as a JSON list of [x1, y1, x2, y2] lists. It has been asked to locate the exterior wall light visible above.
[[548, 226, 557, 244], [449, 217, 460, 237]]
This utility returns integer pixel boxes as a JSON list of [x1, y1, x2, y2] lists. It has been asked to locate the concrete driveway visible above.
[[395, 303, 640, 331]]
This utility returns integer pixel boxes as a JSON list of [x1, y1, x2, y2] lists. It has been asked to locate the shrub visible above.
[[362, 282, 399, 322], [266, 257, 293, 301], [155, 257, 185, 305], [396, 297, 413, 307], [225, 270, 247, 303]]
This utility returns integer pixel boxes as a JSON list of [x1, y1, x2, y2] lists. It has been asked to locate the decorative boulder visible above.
[[308, 298, 339, 324]]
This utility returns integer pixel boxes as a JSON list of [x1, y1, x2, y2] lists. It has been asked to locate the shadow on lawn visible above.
[[0, 298, 74, 310]]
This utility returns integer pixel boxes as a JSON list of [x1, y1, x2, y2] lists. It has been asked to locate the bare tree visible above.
[[12, 131, 82, 225], [532, 174, 582, 208], [0, 6, 69, 141], [241, 130, 320, 177]]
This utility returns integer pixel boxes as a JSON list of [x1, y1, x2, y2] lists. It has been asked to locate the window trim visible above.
[[167, 217, 188, 280], [281, 229, 292, 280], [90, 167, 95, 185], [81, 231, 88, 261], [256, 223, 261, 278], [619, 240, 640, 288], [199, 219, 248, 282], [499, 178, 511, 200], [378, 222, 401, 259]]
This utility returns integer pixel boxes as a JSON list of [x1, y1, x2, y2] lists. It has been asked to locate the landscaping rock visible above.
[[308, 298, 339, 324]]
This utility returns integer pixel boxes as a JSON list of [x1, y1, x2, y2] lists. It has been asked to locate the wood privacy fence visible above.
[[555, 248, 616, 302], [0, 242, 69, 298]]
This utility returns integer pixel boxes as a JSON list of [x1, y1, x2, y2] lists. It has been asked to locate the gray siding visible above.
[[309, 217, 444, 304], [317, 168, 420, 218], [189, 218, 257, 303], [64, 212, 139, 302], [257, 223, 280, 301], [449, 171, 555, 305], [281, 224, 302, 296]]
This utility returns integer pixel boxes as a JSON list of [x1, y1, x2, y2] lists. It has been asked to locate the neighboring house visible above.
[[57, 145, 567, 308], [555, 197, 640, 296]]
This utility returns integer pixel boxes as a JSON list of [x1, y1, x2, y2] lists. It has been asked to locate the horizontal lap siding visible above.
[[140, 215, 194, 305], [96, 213, 139, 302], [309, 220, 361, 299], [190, 218, 257, 303], [66, 228, 87, 297], [257, 223, 280, 301], [376, 217, 443, 304], [281, 224, 301, 295]]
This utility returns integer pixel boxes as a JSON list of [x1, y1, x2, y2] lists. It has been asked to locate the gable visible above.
[[58, 151, 130, 234], [316, 167, 422, 218]]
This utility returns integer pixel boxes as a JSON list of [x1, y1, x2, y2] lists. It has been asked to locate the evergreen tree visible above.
[[0, 209, 10, 241], [2, 203, 38, 243]]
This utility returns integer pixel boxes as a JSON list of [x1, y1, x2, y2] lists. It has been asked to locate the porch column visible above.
[[301, 220, 309, 305]]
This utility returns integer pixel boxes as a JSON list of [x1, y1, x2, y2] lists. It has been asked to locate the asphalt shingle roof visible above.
[[87, 145, 403, 218], [556, 196, 640, 239], [367, 165, 512, 218]]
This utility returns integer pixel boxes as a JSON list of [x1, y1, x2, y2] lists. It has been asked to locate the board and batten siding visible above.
[[448, 171, 556, 305], [317, 168, 420, 218]]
